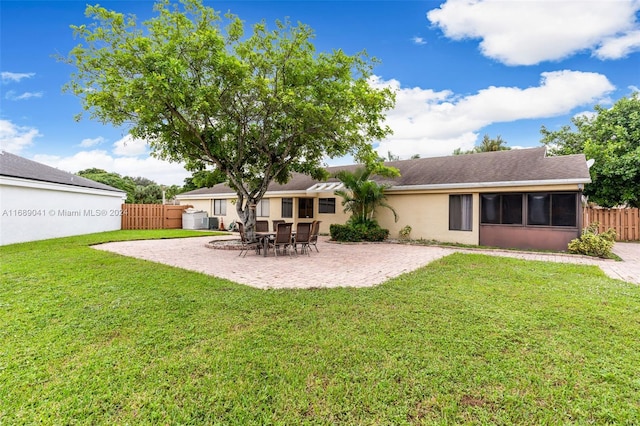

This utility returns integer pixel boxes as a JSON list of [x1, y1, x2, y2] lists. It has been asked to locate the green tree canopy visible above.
[[540, 93, 640, 207], [133, 183, 164, 204], [182, 169, 227, 192], [64, 0, 395, 238], [77, 168, 136, 203], [453, 134, 510, 155], [77, 169, 184, 204]]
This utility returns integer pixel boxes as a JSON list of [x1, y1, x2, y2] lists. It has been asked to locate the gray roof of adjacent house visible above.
[[0, 151, 125, 193], [178, 147, 591, 197]]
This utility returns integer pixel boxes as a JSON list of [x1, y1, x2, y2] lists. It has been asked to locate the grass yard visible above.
[[1, 230, 639, 424]]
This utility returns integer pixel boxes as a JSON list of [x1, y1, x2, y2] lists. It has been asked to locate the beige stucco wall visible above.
[[178, 191, 349, 234], [179, 182, 583, 242], [376, 193, 479, 244], [376, 183, 583, 244]]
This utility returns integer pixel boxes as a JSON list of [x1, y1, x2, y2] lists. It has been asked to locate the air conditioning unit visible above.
[[206, 217, 219, 230]]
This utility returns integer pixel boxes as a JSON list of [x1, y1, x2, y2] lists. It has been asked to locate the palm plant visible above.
[[477, 134, 510, 152], [453, 134, 511, 155], [334, 164, 399, 226]]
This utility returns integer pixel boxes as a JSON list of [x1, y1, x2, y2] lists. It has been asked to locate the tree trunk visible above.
[[237, 200, 258, 242]]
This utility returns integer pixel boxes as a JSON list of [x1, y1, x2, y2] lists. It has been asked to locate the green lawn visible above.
[[1, 230, 639, 424]]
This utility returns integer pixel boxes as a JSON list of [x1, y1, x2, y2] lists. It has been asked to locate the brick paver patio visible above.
[[93, 235, 639, 289]]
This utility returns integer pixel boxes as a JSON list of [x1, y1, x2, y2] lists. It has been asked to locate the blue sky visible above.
[[1, 0, 639, 186]]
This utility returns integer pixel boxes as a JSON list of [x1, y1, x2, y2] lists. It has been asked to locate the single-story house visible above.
[[176, 147, 591, 251], [0, 151, 127, 246]]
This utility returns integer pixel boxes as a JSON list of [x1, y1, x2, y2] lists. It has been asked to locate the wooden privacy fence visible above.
[[121, 204, 192, 230], [583, 207, 640, 241]]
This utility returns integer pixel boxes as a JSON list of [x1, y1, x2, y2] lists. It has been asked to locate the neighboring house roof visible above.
[[178, 147, 591, 198], [0, 151, 125, 193]]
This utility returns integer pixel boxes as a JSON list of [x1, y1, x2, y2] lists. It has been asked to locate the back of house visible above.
[[177, 147, 591, 251]]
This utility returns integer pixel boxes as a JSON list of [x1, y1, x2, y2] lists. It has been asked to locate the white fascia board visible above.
[[0, 176, 127, 199], [263, 190, 308, 196], [177, 192, 236, 200], [386, 178, 592, 193], [177, 190, 309, 200]]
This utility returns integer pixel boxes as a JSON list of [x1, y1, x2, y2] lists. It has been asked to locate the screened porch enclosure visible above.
[[479, 192, 582, 251]]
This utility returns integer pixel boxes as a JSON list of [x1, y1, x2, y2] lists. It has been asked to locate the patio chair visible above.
[[293, 222, 313, 256], [256, 220, 269, 232], [237, 222, 261, 257], [272, 219, 285, 232], [309, 220, 321, 252], [272, 222, 293, 257]]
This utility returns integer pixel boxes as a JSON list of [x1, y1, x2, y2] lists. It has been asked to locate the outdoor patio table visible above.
[[256, 231, 296, 257], [255, 232, 274, 257]]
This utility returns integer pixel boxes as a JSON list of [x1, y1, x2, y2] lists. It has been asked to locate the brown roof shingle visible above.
[[178, 147, 591, 197]]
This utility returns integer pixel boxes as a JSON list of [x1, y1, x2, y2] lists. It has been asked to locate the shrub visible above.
[[362, 225, 389, 242], [399, 225, 412, 240], [330, 224, 361, 242], [330, 221, 389, 242], [568, 222, 617, 258]]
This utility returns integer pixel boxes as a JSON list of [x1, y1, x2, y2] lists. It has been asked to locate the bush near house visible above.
[[568, 222, 617, 258], [330, 220, 389, 242]]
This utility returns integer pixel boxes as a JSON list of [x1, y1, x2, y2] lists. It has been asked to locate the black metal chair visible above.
[[237, 222, 261, 257], [272, 222, 293, 257], [293, 222, 313, 256], [272, 220, 285, 232], [309, 220, 321, 252], [256, 220, 269, 232]]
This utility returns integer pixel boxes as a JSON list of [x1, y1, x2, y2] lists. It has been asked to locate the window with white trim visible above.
[[213, 199, 226, 215], [256, 199, 270, 217]]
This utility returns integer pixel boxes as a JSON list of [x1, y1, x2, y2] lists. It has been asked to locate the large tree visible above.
[[64, 0, 395, 240], [540, 93, 640, 207]]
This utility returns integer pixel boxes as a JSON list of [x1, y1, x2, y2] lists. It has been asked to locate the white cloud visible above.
[[427, 0, 640, 65], [412, 36, 427, 45], [595, 29, 640, 59], [33, 150, 191, 186], [4, 90, 43, 101], [78, 136, 106, 148], [112, 134, 149, 156], [0, 119, 41, 153], [35, 134, 190, 185], [370, 70, 615, 158], [573, 110, 597, 121], [1, 72, 35, 83]]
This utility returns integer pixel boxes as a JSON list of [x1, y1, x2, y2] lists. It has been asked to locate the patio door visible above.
[[298, 198, 314, 219]]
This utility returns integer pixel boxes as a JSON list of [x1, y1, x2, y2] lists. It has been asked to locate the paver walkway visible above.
[[93, 236, 639, 289]]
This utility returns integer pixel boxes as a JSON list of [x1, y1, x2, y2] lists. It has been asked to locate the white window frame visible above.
[[213, 199, 226, 216], [256, 199, 270, 217]]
